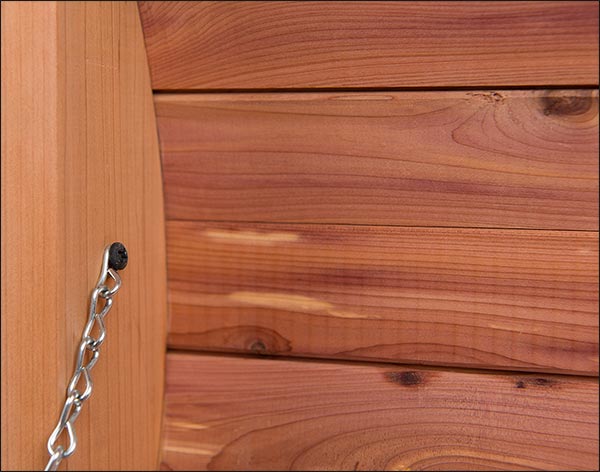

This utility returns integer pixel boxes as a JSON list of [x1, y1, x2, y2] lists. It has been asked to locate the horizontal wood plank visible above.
[[157, 90, 599, 230], [167, 221, 599, 375], [161, 353, 599, 471], [138, 1, 599, 90]]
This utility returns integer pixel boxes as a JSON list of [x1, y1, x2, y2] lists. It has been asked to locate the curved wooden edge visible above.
[[1, 2, 167, 470]]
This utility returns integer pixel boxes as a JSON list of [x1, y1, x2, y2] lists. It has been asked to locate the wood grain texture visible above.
[[157, 90, 599, 230], [167, 221, 598, 376], [1, 2, 166, 470], [138, 1, 599, 90], [161, 353, 599, 471]]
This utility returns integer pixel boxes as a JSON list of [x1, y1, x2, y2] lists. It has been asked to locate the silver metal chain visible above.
[[43, 243, 127, 471]]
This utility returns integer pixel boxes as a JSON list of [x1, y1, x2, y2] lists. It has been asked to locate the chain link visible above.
[[43, 244, 125, 471]]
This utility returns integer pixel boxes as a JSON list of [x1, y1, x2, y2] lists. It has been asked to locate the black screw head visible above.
[[108, 242, 128, 270]]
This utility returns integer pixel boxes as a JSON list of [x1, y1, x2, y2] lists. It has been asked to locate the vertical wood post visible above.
[[1, 2, 167, 469]]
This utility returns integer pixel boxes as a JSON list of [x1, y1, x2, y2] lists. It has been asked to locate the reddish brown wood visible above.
[[1, 2, 167, 469], [161, 353, 600, 471], [167, 221, 598, 375], [156, 90, 599, 230], [138, 1, 599, 90]]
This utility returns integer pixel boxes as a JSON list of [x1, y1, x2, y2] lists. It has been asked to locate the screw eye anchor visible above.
[[108, 242, 128, 271]]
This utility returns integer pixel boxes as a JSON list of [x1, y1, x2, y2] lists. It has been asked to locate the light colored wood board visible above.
[[156, 91, 599, 230], [1, 2, 167, 470], [167, 221, 598, 376], [160, 352, 599, 471], [138, 1, 599, 90]]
